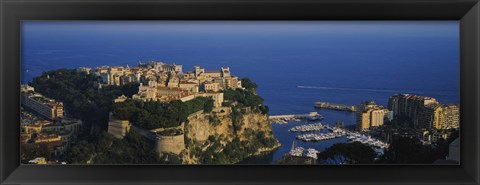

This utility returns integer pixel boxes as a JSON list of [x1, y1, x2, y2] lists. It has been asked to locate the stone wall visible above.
[[108, 119, 131, 139], [155, 134, 186, 155]]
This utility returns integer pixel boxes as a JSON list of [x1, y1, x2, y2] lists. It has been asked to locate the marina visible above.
[[285, 120, 350, 142], [292, 124, 389, 151]]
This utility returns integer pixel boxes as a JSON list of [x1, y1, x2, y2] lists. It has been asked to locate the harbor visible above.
[[288, 122, 389, 149], [241, 108, 387, 164], [314, 102, 356, 112]]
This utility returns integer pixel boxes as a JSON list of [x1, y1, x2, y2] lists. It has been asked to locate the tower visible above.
[[221, 67, 230, 77]]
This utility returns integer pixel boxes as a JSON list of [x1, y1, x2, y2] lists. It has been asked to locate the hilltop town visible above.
[[79, 62, 242, 105], [21, 61, 279, 164]]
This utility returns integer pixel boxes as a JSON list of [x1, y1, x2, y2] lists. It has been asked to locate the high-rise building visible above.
[[370, 109, 385, 127], [356, 101, 387, 131], [425, 104, 444, 129], [442, 104, 460, 129], [356, 109, 372, 131], [21, 88, 64, 120], [388, 94, 439, 128], [388, 94, 459, 130]]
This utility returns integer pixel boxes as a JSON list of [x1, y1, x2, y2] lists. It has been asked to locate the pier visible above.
[[269, 112, 323, 124], [269, 112, 321, 119], [314, 102, 356, 112], [268, 112, 322, 120]]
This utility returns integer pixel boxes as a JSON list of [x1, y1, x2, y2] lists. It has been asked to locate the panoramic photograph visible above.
[[20, 21, 460, 165]]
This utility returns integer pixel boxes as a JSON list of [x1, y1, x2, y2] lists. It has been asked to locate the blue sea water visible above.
[[21, 21, 459, 164]]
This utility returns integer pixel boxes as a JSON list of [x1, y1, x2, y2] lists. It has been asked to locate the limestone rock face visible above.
[[236, 111, 274, 139], [185, 109, 234, 142], [181, 107, 278, 164]]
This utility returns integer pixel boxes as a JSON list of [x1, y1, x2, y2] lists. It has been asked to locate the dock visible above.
[[269, 112, 321, 119], [314, 102, 356, 112], [269, 112, 323, 124]]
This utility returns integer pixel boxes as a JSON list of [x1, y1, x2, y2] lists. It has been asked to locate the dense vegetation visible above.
[[112, 97, 214, 129], [377, 136, 449, 164], [67, 131, 172, 164], [21, 143, 51, 163], [223, 88, 263, 108], [201, 132, 278, 164], [317, 142, 377, 164], [31, 69, 138, 138], [318, 136, 452, 164], [29, 69, 164, 164], [66, 140, 96, 164], [240, 78, 258, 90], [373, 118, 457, 164], [223, 88, 269, 115]]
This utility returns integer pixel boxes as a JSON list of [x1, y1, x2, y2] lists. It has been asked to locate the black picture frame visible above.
[[1, 0, 479, 184]]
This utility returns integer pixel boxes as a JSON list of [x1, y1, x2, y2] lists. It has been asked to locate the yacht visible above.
[[306, 148, 319, 160], [289, 141, 304, 157]]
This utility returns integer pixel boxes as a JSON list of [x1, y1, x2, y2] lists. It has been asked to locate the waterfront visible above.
[[22, 21, 459, 164], [243, 109, 355, 164]]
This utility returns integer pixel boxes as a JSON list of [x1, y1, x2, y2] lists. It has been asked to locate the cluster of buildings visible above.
[[388, 94, 459, 143], [21, 85, 83, 162], [79, 61, 241, 91], [388, 94, 459, 130], [355, 94, 460, 144], [79, 62, 182, 87], [84, 61, 243, 108]]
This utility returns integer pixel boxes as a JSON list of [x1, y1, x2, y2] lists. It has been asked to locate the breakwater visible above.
[[314, 102, 356, 112]]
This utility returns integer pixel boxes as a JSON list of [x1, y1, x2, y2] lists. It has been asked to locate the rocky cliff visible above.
[[180, 107, 280, 164]]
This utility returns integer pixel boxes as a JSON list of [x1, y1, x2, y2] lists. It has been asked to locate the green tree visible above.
[[112, 97, 215, 130], [318, 142, 377, 164], [67, 140, 95, 164], [378, 136, 447, 164], [241, 78, 258, 90], [21, 143, 52, 163], [31, 69, 139, 141]]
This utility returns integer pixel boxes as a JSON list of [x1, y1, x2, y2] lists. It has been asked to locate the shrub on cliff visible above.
[[241, 78, 258, 90], [92, 131, 166, 164], [223, 88, 264, 109], [112, 97, 214, 129], [112, 100, 187, 129]]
